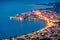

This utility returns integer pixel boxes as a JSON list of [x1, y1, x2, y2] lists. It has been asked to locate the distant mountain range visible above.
[[38, 2, 60, 14], [47, 2, 60, 13]]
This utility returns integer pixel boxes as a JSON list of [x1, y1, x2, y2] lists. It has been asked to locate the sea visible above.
[[0, 1, 59, 39]]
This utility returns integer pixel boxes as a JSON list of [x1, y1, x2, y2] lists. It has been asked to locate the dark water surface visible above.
[[0, 2, 53, 39]]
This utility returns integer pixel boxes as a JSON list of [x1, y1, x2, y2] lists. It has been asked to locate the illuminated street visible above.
[[5, 10, 60, 40]]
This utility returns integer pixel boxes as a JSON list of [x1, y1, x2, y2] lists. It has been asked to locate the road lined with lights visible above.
[[9, 10, 60, 40]]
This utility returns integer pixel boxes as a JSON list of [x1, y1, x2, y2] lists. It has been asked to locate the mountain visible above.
[[47, 2, 60, 14], [39, 2, 60, 14]]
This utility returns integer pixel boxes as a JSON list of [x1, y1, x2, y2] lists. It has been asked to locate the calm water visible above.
[[0, 2, 52, 39]]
